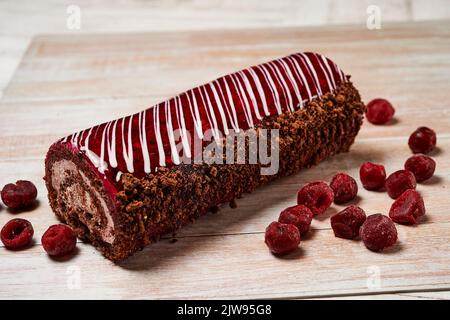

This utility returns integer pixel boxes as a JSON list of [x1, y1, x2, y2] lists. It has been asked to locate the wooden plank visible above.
[[0, 0, 420, 37], [397, 291, 450, 300], [5, 0, 449, 98], [0, 35, 29, 97], [2, 0, 433, 96], [311, 291, 450, 300], [1, 137, 448, 241], [0, 222, 449, 299], [0, 22, 449, 299], [3, 21, 450, 103], [1, 92, 450, 142]]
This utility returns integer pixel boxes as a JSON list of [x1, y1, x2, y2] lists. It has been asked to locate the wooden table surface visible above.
[[0, 21, 449, 299]]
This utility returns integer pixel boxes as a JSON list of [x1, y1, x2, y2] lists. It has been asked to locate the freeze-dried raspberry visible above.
[[366, 98, 395, 124], [360, 214, 398, 252], [330, 205, 366, 239], [408, 127, 436, 154], [1, 180, 37, 209], [404, 154, 436, 182], [264, 221, 300, 255], [1, 218, 34, 250], [329, 172, 358, 204], [359, 162, 386, 191], [385, 170, 416, 199], [389, 189, 425, 225], [297, 181, 334, 216], [278, 205, 313, 235], [41, 224, 77, 257]]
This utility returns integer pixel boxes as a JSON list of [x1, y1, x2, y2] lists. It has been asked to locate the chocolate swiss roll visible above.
[[44, 52, 365, 261]]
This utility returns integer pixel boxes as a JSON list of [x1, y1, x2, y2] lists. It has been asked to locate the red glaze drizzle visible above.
[[59, 52, 346, 186]]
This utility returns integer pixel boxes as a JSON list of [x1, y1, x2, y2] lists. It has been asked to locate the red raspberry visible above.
[[389, 189, 425, 225], [278, 205, 313, 236], [366, 98, 395, 124], [359, 162, 386, 191], [41, 224, 77, 257], [330, 205, 366, 240], [1, 180, 37, 209], [404, 154, 436, 182], [360, 214, 398, 252], [408, 126, 436, 154], [329, 172, 358, 204], [297, 181, 334, 216], [385, 170, 416, 199], [1, 218, 34, 250], [264, 221, 300, 255]]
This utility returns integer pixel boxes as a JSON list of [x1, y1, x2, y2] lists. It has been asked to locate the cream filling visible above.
[[51, 159, 115, 243]]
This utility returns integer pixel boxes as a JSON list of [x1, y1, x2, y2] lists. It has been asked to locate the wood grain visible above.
[[0, 223, 449, 299], [4, 21, 450, 103], [2, 0, 449, 96], [0, 21, 449, 299], [1, 138, 449, 241], [313, 290, 450, 300]]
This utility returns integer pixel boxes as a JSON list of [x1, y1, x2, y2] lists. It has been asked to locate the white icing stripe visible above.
[[67, 52, 345, 177], [209, 81, 230, 135], [99, 122, 109, 173], [153, 104, 166, 166], [221, 76, 241, 133], [328, 59, 342, 82], [175, 95, 192, 158], [186, 90, 204, 139], [231, 72, 254, 128], [331, 60, 345, 82], [76, 129, 86, 147], [107, 119, 118, 168], [285, 56, 312, 102], [197, 88, 214, 139], [246, 68, 270, 116], [331, 58, 343, 83], [237, 71, 262, 120], [127, 116, 134, 173], [266, 61, 294, 112], [82, 128, 107, 171], [319, 54, 337, 90], [275, 59, 303, 109], [71, 130, 80, 145], [121, 116, 134, 173], [165, 101, 181, 165], [256, 64, 282, 114], [82, 128, 92, 155], [297, 53, 323, 97], [200, 85, 220, 141], [139, 110, 151, 173], [229, 74, 253, 125], [312, 54, 334, 92], [93, 125, 101, 139]]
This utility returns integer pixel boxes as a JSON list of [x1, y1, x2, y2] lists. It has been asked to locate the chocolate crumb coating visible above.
[[46, 80, 364, 261]]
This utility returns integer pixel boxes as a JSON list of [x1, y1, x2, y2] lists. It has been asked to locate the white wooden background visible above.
[[1, 0, 450, 97], [0, 20, 449, 299]]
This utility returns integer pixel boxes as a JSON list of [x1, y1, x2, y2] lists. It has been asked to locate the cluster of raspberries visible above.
[[265, 99, 437, 256], [1, 181, 76, 257]]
